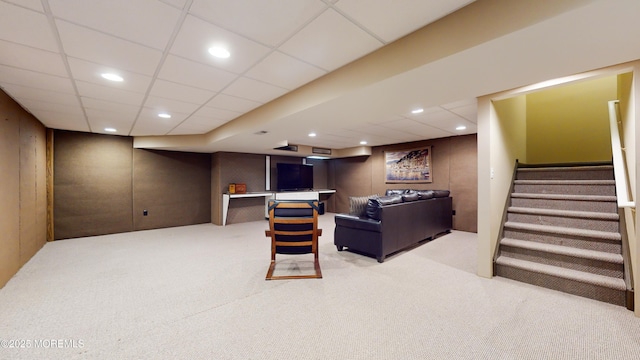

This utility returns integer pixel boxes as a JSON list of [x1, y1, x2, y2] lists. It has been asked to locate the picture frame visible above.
[[384, 146, 432, 183]]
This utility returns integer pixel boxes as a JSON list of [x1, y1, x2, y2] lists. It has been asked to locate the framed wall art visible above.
[[384, 146, 432, 183]]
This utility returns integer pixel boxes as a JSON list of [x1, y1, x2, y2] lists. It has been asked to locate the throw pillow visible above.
[[349, 195, 378, 216]]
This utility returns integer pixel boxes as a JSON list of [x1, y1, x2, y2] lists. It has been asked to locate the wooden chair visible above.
[[265, 200, 323, 280]]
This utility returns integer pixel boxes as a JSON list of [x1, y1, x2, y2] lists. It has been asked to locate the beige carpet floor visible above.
[[1, 214, 639, 359]]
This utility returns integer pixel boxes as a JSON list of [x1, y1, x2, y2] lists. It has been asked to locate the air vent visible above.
[[312, 147, 331, 155]]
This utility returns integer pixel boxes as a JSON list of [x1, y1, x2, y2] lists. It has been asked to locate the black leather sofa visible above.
[[334, 190, 453, 262]]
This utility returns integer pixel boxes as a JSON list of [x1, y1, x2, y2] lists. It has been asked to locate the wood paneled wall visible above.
[[0, 90, 47, 288], [330, 134, 478, 232], [53, 130, 211, 239]]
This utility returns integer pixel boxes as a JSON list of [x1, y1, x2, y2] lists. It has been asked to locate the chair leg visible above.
[[265, 259, 322, 280], [265, 261, 277, 280]]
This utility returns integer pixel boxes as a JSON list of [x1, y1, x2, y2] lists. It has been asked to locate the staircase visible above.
[[495, 163, 628, 306]]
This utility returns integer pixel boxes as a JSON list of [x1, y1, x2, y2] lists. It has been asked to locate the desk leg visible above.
[[222, 194, 230, 226]]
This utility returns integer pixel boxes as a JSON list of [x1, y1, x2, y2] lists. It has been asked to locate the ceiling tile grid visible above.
[[0, 0, 479, 152]]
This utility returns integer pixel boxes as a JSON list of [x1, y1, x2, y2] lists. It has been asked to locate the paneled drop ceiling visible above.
[[2, 0, 640, 155], [0, 0, 476, 153]]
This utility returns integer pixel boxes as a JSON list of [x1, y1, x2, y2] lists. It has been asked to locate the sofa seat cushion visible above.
[[335, 214, 382, 232]]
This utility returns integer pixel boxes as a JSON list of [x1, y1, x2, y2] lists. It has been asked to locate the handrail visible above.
[[608, 100, 635, 306], [608, 100, 635, 208]]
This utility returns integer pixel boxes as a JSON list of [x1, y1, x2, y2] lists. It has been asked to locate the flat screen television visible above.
[[277, 163, 313, 191]]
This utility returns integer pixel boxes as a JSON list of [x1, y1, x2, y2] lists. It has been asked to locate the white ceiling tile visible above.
[[130, 111, 184, 136], [49, 0, 181, 50], [56, 20, 163, 76], [149, 80, 216, 105], [87, 115, 135, 135], [0, 2, 58, 52], [380, 118, 453, 139], [0, 65, 74, 93], [157, 55, 237, 92], [279, 8, 382, 71], [129, 122, 172, 136], [222, 77, 288, 103], [449, 104, 478, 123], [441, 98, 477, 109], [160, 0, 189, 10], [2, 0, 44, 12], [168, 117, 227, 135], [206, 94, 262, 113], [335, 0, 475, 43], [143, 95, 201, 115], [138, 106, 188, 124], [1, 83, 78, 106], [170, 15, 271, 74], [85, 108, 137, 134], [67, 57, 153, 93], [413, 107, 462, 124], [192, 105, 242, 122], [75, 81, 146, 107], [245, 51, 327, 90], [28, 109, 89, 131], [0, 40, 67, 77], [16, 98, 84, 116], [183, 115, 228, 128], [189, 0, 326, 47], [82, 98, 140, 117], [425, 115, 477, 133]]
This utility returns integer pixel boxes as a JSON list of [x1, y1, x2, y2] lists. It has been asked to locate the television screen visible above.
[[277, 163, 313, 191]]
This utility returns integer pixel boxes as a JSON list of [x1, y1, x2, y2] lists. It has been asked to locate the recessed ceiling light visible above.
[[101, 73, 123, 82], [411, 108, 424, 114], [456, 125, 467, 131], [208, 46, 230, 59], [158, 113, 171, 119], [308, 132, 316, 137], [360, 141, 367, 145], [104, 128, 117, 132]]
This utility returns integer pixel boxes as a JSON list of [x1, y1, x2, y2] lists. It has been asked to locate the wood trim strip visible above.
[[46, 128, 54, 242]]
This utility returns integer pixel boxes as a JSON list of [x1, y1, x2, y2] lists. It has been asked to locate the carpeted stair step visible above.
[[503, 221, 621, 253], [507, 207, 619, 233], [504, 221, 621, 241], [510, 193, 618, 213], [499, 237, 623, 278], [513, 179, 615, 196], [495, 256, 626, 306], [516, 165, 614, 181]]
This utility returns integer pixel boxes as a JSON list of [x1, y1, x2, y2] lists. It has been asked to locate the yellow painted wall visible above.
[[494, 95, 528, 164], [526, 76, 617, 164]]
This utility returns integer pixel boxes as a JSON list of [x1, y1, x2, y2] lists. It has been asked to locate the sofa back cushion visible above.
[[366, 195, 403, 220], [432, 190, 450, 198], [416, 190, 434, 199], [401, 192, 419, 202], [385, 189, 406, 196]]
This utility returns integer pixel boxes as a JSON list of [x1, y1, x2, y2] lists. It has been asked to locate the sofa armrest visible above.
[[335, 214, 382, 232]]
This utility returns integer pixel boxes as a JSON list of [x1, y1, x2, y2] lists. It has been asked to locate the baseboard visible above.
[[626, 289, 635, 311]]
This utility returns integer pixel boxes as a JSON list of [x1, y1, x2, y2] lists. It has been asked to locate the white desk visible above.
[[222, 189, 337, 226], [274, 189, 336, 200], [222, 192, 273, 226]]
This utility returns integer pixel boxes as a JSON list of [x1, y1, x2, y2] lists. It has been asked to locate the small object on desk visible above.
[[235, 183, 247, 194], [229, 183, 236, 194]]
